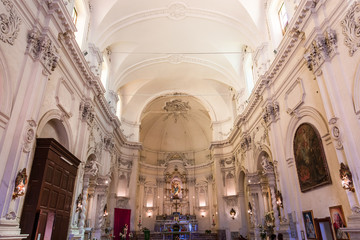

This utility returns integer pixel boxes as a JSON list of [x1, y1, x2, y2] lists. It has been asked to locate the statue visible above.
[[171, 180, 181, 198], [88, 160, 99, 176], [261, 155, 274, 172]]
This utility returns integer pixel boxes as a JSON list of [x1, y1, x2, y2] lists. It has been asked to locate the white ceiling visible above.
[[89, 0, 266, 152]]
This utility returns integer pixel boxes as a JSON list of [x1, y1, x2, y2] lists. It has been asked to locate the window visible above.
[[244, 53, 254, 94], [72, 7, 78, 26], [278, 2, 288, 34]]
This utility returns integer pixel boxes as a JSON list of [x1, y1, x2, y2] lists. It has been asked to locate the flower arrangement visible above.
[[119, 224, 128, 240], [264, 211, 275, 228], [257, 224, 266, 240]]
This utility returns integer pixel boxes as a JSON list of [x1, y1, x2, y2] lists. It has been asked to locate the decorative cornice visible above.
[[0, 0, 21, 45]]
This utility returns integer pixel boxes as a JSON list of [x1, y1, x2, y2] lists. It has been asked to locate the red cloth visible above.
[[114, 208, 131, 240]]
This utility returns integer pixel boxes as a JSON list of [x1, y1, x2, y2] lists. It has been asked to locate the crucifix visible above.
[[172, 199, 181, 213]]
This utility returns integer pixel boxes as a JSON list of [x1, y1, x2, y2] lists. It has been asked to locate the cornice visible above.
[[138, 160, 213, 170]]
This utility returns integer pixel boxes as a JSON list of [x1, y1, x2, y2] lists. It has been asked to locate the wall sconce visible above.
[[340, 163, 355, 192], [230, 208, 236, 219], [12, 168, 28, 200], [201, 212, 205, 218], [103, 204, 108, 217], [276, 190, 283, 208], [247, 202, 253, 216], [147, 211, 152, 218]]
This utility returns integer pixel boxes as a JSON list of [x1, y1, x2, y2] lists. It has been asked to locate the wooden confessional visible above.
[[20, 138, 80, 240]]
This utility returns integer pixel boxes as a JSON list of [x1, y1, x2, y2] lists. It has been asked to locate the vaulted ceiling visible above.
[[89, 0, 267, 151]]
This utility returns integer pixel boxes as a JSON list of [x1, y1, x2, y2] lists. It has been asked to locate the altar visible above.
[[154, 214, 198, 239]]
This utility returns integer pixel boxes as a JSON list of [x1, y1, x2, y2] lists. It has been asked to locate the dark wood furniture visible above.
[[20, 138, 80, 240]]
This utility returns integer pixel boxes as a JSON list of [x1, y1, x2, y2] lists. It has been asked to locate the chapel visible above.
[[1, 0, 360, 240]]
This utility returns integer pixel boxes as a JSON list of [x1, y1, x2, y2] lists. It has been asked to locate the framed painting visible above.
[[302, 210, 317, 239], [293, 123, 332, 192], [329, 205, 350, 240], [314, 217, 334, 240]]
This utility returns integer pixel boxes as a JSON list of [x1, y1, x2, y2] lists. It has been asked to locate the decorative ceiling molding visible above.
[[115, 54, 238, 89], [97, 2, 259, 48]]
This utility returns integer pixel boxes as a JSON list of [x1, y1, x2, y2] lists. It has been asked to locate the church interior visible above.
[[1, 0, 360, 239]]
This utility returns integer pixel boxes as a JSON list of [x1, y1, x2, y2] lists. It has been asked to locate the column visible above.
[[207, 175, 214, 229], [267, 173, 280, 231], [0, 27, 59, 239], [79, 176, 90, 234], [93, 176, 110, 240], [138, 175, 146, 231]]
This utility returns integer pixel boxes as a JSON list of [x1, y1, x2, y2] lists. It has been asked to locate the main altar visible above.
[[155, 162, 198, 239]]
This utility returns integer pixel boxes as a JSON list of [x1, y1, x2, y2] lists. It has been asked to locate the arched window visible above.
[[100, 56, 109, 89], [267, 0, 292, 48], [73, 0, 89, 49], [293, 123, 331, 192], [278, 2, 289, 35], [116, 93, 122, 119], [244, 52, 254, 94]]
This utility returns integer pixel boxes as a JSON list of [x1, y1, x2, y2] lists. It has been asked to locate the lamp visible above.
[[103, 204, 108, 217], [276, 190, 283, 208], [147, 211, 152, 218], [230, 208, 236, 219], [340, 163, 355, 192], [12, 168, 28, 200], [201, 212, 205, 218], [247, 202, 253, 216]]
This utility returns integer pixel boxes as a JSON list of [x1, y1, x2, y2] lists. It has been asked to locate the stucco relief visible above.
[[0, 0, 21, 45], [342, 1, 360, 56], [23, 120, 37, 153], [26, 29, 59, 73], [304, 30, 337, 74]]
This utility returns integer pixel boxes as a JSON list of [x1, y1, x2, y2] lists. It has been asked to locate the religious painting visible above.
[[293, 123, 332, 192], [329, 205, 350, 240], [302, 210, 317, 239], [171, 179, 182, 199]]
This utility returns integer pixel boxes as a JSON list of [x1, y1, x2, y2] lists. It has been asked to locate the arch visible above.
[[96, 5, 261, 50], [37, 109, 73, 151], [114, 55, 240, 90], [0, 46, 12, 136], [137, 91, 217, 123], [285, 106, 329, 161], [237, 170, 249, 236], [353, 61, 360, 116]]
